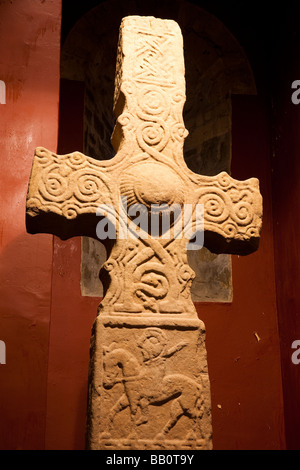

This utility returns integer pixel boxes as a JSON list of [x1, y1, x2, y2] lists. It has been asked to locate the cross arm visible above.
[[192, 171, 263, 255], [26, 147, 113, 240]]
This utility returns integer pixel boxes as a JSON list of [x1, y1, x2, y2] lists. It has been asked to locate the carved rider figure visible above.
[[136, 328, 187, 425]]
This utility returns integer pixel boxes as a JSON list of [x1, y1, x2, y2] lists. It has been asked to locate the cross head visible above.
[[26, 15, 262, 319]]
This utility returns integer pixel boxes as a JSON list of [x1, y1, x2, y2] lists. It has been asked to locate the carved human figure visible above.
[[136, 328, 188, 424], [102, 335, 205, 440]]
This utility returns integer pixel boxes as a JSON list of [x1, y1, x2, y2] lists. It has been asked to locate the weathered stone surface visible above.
[[26, 15, 262, 450]]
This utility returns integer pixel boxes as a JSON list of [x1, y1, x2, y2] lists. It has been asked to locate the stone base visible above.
[[86, 315, 213, 450]]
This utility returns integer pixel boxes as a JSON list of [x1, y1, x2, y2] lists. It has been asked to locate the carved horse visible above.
[[101, 343, 205, 439]]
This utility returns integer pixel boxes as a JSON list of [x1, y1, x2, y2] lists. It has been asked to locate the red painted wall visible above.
[[44, 79, 99, 450], [271, 22, 300, 450], [0, 0, 61, 449], [196, 96, 285, 450]]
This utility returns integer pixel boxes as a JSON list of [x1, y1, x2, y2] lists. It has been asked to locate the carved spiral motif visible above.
[[118, 112, 135, 131], [217, 172, 232, 189], [40, 166, 69, 202], [246, 226, 260, 237], [178, 263, 195, 286], [172, 90, 186, 104], [121, 79, 135, 96], [234, 201, 253, 226], [74, 170, 103, 203], [223, 222, 238, 237], [135, 265, 169, 300], [198, 190, 229, 223], [103, 259, 117, 273], [35, 147, 53, 166], [62, 203, 80, 220], [67, 152, 87, 169], [35, 151, 109, 213], [135, 85, 172, 156], [137, 119, 169, 152], [171, 122, 188, 141], [138, 86, 170, 119]]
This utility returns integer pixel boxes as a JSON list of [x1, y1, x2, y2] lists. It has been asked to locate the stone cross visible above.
[[26, 16, 262, 450]]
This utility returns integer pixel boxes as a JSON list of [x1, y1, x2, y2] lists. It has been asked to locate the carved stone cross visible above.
[[26, 16, 262, 450]]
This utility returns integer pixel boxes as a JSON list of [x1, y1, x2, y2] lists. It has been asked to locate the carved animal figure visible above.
[[102, 343, 205, 440]]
